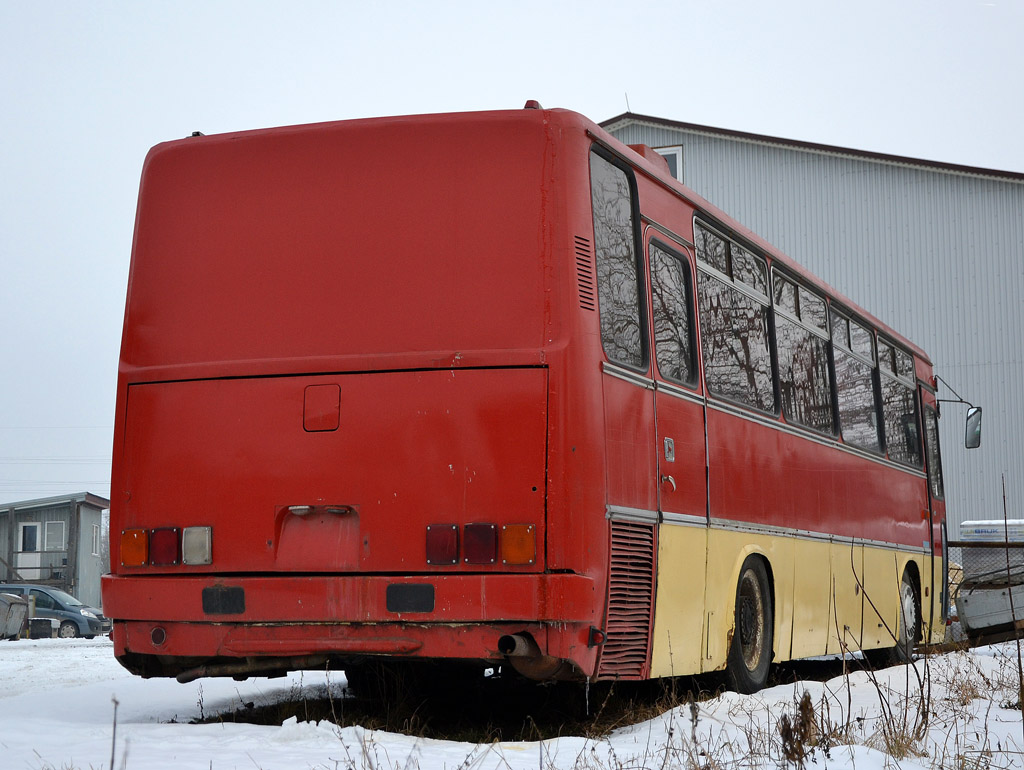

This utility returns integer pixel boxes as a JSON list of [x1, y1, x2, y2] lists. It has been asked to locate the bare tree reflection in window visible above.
[[590, 154, 642, 368], [881, 375, 922, 466], [651, 244, 695, 384], [834, 349, 881, 451], [924, 408, 944, 499], [698, 273, 774, 412], [777, 318, 833, 432], [830, 312, 881, 451], [732, 245, 767, 295], [694, 223, 728, 274]]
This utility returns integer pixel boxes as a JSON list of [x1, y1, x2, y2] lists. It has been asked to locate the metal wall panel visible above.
[[610, 120, 1024, 535]]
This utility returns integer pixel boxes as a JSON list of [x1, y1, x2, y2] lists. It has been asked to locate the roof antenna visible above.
[[625, 92, 631, 112]]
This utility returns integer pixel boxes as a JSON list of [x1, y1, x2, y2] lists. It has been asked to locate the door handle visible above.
[[661, 475, 676, 492]]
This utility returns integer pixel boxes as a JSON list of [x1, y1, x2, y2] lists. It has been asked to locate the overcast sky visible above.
[[1, 0, 1021, 505]]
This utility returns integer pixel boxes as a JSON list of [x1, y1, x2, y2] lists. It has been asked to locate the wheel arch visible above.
[[726, 548, 777, 657], [900, 557, 923, 643]]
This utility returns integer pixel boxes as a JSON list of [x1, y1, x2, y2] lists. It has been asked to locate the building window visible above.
[[655, 146, 683, 181], [44, 521, 66, 551], [92, 524, 101, 556]]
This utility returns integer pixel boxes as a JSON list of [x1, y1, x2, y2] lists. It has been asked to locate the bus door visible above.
[[920, 385, 946, 641], [647, 234, 709, 677]]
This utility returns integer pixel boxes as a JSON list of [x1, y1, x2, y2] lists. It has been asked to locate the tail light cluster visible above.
[[120, 526, 213, 567], [426, 523, 536, 566]]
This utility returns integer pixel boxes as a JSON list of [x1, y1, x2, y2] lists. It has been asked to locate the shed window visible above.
[[44, 521, 66, 551]]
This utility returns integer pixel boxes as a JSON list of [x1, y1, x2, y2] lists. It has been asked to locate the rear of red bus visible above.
[[102, 108, 607, 682]]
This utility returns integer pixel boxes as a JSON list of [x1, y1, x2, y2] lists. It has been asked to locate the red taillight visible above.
[[463, 523, 497, 564], [149, 527, 181, 566], [426, 524, 459, 565]]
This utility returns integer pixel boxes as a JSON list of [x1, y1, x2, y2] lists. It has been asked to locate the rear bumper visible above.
[[103, 572, 599, 673], [102, 572, 596, 624]]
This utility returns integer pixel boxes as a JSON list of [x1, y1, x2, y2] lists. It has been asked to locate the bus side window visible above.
[[924, 407, 944, 499], [650, 241, 696, 386], [773, 273, 833, 434], [831, 311, 881, 452], [878, 340, 923, 467], [590, 151, 644, 370], [694, 222, 774, 413]]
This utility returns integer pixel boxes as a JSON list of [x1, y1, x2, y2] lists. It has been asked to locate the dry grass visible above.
[[184, 642, 1024, 770]]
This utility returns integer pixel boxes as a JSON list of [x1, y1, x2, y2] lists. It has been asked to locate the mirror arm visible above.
[[935, 374, 975, 411]]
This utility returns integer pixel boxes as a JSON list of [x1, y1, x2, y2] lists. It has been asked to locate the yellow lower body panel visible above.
[[649, 523, 933, 679]]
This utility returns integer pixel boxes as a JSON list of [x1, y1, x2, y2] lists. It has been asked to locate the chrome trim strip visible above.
[[662, 511, 707, 527], [606, 505, 659, 523], [654, 380, 705, 406], [707, 516, 928, 553], [643, 220, 694, 251], [601, 362, 654, 390], [705, 398, 928, 479]]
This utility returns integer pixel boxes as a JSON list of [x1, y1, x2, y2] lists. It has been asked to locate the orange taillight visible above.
[[120, 528, 149, 566], [501, 524, 536, 565]]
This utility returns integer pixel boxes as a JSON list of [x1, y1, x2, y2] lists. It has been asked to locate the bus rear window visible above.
[[590, 151, 644, 369]]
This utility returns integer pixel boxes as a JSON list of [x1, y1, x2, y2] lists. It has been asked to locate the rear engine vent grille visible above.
[[597, 519, 656, 680], [574, 236, 596, 311]]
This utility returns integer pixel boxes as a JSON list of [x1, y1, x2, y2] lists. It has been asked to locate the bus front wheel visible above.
[[726, 556, 773, 693], [867, 570, 920, 668]]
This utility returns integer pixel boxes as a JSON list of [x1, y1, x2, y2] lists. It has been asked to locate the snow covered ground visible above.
[[2, 637, 1023, 770]]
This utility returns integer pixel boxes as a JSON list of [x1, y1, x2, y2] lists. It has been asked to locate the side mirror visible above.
[[965, 406, 982, 449]]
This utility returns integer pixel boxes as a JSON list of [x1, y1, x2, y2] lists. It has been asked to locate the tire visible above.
[[865, 570, 920, 668], [726, 556, 773, 693], [58, 621, 79, 639], [893, 571, 920, 662]]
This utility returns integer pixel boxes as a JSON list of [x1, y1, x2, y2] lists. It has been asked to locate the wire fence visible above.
[[948, 541, 1024, 590]]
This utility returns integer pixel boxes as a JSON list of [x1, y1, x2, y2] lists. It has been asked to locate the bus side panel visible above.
[[861, 546, 906, 649], [787, 539, 832, 658], [649, 524, 707, 677], [705, 405, 930, 656], [701, 528, 796, 672], [601, 376, 657, 515], [827, 541, 865, 653]]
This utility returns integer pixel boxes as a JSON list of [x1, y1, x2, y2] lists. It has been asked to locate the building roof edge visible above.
[[600, 112, 1024, 182]]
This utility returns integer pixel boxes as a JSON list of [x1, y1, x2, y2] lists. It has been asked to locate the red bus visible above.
[[102, 104, 951, 692]]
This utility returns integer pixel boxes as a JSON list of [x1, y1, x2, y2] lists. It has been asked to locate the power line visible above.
[[0, 456, 111, 462]]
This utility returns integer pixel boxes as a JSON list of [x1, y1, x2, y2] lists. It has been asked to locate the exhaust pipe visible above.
[[176, 654, 328, 683], [498, 633, 539, 657], [496, 633, 582, 681]]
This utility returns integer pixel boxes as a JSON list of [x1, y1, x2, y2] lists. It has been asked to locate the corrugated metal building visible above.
[[602, 112, 1024, 534], [0, 492, 109, 607]]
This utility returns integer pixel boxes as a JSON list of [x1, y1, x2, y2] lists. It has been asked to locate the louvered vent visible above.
[[574, 235, 596, 311], [597, 519, 656, 680]]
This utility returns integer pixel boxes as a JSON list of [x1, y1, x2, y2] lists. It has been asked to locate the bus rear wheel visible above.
[[726, 556, 773, 693]]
